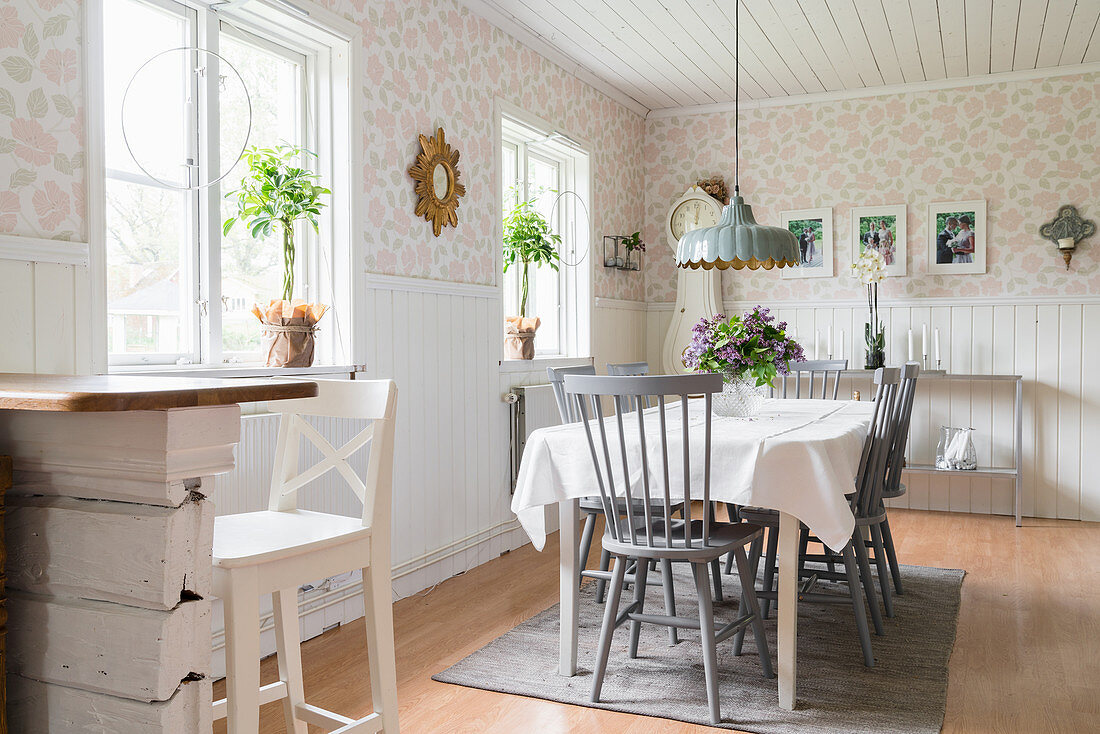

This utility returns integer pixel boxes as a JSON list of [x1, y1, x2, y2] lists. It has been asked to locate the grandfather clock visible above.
[[662, 187, 723, 374]]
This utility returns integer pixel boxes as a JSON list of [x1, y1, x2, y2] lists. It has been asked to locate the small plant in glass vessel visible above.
[[851, 248, 888, 369], [683, 307, 805, 416]]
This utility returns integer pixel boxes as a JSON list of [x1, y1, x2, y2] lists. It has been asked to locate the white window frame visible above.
[[86, 0, 360, 371], [496, 101, 592, 360]]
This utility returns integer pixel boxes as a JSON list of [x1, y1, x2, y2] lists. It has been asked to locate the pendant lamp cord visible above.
[[734, 0, 740, 195]]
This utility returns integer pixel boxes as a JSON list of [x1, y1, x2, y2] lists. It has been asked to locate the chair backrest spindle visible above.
[[547, 365, 596, 423], [266, 379, 397, 529], [774, 359, 848, 400], [852, 367, 903, 519], [566, 372, 723, 550]]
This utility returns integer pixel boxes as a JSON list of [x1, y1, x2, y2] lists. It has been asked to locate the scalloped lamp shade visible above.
[[675, 195, 800, 271]]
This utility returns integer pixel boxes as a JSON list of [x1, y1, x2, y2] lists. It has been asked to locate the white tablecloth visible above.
[[511, 398, 874, 552]]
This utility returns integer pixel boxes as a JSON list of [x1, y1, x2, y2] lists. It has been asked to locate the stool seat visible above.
[[214, 510, 370, 569]]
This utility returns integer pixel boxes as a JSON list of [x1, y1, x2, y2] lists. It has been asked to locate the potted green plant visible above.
[[224, 144, 331, 367], [502, 199, 560, 359]]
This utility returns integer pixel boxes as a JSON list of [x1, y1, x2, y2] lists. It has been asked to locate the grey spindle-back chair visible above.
[[546, 366, 683, 644], [873, 361, 920, 596], [607, 361, 653, 412], [724, 358, 849, 577], [565, 372, 773, 726], [773, 359, 848, 399], [739, 367, 904, 667]]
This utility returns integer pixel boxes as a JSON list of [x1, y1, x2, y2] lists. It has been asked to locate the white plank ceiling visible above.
[[467, 0, 1100, 112]]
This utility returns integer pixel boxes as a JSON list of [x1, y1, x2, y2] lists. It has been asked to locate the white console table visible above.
[[835, 370, 1024, 526]]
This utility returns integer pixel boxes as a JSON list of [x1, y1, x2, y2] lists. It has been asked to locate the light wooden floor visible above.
[[213, 509, 1100, 733]]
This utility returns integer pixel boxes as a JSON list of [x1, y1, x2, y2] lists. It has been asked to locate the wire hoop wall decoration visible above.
[[121, 47, 252, 191], [549, 190, 590, 268]]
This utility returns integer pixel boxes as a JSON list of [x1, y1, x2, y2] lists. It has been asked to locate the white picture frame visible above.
[[851, 204, 906, 277], [781, 207, 833, 279], [927, 200, 987, 275]]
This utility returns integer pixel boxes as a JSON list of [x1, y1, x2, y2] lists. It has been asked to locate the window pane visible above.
[[105, 179, 193, 356], [104, 0, 192, 186], [219, 33, 302, 354], [528, 157, 560, 354]]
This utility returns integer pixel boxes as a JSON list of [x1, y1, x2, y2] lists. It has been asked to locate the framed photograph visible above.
[[852, 205, 906, 276], [927, 200, 986, 274], [781, 207, 833, 278]]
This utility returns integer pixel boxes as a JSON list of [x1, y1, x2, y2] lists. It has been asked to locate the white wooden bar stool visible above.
[[212, 379, 399, 734]]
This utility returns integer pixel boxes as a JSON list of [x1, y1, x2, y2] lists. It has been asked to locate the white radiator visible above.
[[507, 384, 563, 493]]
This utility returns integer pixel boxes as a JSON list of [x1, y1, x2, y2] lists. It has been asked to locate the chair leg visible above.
[[691, 562, 722, 726], [272, 588, 308, 734], [659, 558, 679, 645], [880, 514, 904, 595], [841, 542, 875, 667], [760, 527, 779, 619], [363, 561, 400, 733], [223, 570, 261, 734], [578, 511, 597, 587], [629, 558, 650, 658], [851, 531, 885, 636], [732, 534, 763, 656], [869, 524, 895, 618], [732, 546, 774, 679], [797, 527, 809, 581], [710, 557, 723, 602], [591, 556, 628, 703], [595, 549, 612, 604]]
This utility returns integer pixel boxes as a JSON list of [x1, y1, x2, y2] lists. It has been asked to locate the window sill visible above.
[[111, 364, 366, 379], [498, 356, 592, 374]]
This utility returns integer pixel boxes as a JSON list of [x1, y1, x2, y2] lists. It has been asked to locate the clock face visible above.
[[671, 197, 719, 241]]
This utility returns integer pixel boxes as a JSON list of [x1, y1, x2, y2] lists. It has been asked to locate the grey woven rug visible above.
[[434, 562, 964, 732]]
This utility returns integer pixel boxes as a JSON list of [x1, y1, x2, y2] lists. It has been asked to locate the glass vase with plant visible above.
[[621, 231, 645, 271], [851, 248, 887, 369], [683, 307, 805, 416], [223, 144, 331, 367]]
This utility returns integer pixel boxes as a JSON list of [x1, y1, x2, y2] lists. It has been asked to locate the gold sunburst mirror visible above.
[[408, 126, 466, 237]]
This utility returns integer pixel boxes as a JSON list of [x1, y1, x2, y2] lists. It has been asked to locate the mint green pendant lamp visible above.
[[675, 0, 798, 272]]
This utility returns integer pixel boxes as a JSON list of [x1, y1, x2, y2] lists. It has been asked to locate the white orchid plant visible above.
[[851, 249, 888, 368]]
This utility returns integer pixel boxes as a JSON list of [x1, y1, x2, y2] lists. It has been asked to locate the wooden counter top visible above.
[[0, 374, 318, 412]]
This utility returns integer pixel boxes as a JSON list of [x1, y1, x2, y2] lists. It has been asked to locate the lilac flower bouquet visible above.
[[683, 307, 805, 387]]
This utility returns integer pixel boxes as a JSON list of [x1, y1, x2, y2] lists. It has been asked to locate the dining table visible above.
[[511, 396, 876, 711]]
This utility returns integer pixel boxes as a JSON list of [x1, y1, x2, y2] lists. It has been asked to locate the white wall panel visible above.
[[648, 296, 1100, 522], [0, 254, 90, 375]]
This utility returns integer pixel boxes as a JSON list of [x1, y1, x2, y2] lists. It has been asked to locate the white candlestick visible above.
[[827, 325, 833, 358], [934, 328, 941, 363], [921, 323, 928, 358], [815, 329, 821, 359], [907, 329, 914, 361]]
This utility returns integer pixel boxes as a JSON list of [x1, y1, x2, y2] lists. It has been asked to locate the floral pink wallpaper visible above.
[[0, 0, 84, 240], [317, 0, 647, 299], [0, 0, 647, 299], [644, 73, 1100, 303]]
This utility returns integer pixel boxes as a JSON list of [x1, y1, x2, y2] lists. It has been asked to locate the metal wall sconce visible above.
[[602, 235, 643, 271], [1040, 205, 1096, 270]]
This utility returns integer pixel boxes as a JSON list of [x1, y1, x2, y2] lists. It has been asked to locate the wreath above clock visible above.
[[408, 127, 466, 237]]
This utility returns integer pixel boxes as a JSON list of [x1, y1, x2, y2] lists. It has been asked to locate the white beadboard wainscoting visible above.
[[0, 235, 92, 375], [647, 297, 1100, 523]]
